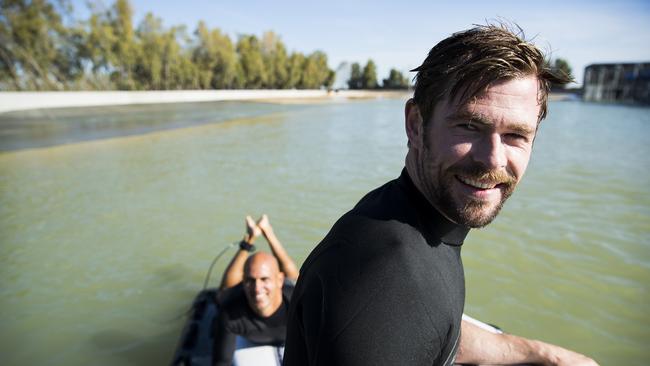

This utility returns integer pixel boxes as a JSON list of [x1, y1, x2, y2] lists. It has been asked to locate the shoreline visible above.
[[0, 89, 578, 114], [0, 90, 412, 114]]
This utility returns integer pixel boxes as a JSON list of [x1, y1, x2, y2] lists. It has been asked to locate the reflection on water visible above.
[[0, 101, 305, 151], [0, 99, 648, 365]]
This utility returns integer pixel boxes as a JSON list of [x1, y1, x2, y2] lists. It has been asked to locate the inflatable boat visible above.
[[170, 286, 502, 366], [170, 288, 284, 366]]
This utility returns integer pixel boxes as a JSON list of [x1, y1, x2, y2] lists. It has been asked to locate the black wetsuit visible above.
[[212, 282, 294, 366], [283, 169, 470, 366]]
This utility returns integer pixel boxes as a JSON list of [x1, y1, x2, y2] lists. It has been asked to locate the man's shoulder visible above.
[[217, 284, 248, 314], [299, 176, 422, 276], [282, 278, 296, 300], [352, 173, 414, 219], [296, 211, 426, 302], [304, 216, 406, 270]]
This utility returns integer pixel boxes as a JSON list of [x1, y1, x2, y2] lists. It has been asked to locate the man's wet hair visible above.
[[411, 22, 572, 125]]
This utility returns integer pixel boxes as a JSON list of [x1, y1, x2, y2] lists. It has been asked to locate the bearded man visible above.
[[283, 25, 598, 366]]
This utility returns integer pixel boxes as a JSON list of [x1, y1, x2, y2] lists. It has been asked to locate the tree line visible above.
[[346, 58, 573, 90], [0, 0, 336, 91], [346, 60, 410, 90], [1, 0, 571, 92]]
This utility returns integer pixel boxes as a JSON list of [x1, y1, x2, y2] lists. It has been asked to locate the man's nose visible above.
[[254, 280, 264, 292], [473, 133, 507, 170]]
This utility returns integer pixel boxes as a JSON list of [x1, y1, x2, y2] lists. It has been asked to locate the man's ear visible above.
[[277, 271, 285, 285], [405, 99, 424, 149]]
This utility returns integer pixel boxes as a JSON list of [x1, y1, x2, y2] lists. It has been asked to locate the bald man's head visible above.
[[242, 252, 285, 317], [243, 252, 280, 275]]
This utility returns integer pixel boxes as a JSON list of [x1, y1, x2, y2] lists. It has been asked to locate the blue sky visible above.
[[72, 0, 650, 86]]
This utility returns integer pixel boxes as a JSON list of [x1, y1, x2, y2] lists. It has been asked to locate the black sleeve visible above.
[[284, 239, 375, 366], [212, 310, 237, 366], [283, 269, 323, 366]]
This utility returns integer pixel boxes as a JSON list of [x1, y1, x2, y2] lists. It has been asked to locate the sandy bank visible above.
[[0, 89, 412, 114]]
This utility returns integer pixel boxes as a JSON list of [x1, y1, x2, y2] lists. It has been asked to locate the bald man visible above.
[[212, 215, 299, 366]]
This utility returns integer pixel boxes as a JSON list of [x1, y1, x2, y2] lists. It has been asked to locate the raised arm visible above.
[[257, 214, 299, 281], [456, 316, 599, 366], [219, 216, 259, 290]]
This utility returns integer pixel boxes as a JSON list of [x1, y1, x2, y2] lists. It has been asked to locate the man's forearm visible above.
[[219, 235, 253, 290], [261, 226, 299, 280], [456, 319, 534, 364], [456, 318, 599, 366]]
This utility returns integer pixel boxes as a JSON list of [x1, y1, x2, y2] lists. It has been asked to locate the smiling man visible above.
[[283, 25, 598, 366], [212, 215, 298, 366]]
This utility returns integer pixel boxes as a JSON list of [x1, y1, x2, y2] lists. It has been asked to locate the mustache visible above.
[[451, 164, 516, 185]]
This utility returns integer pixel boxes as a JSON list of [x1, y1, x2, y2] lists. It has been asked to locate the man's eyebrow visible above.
[[448, 110, 536, 136], [448, 110, 491, 125], [507, 123, 537, 136]]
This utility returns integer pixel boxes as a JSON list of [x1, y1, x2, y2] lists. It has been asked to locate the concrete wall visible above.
[[0, 89, 411, 114], [0, 90, 330, 114]]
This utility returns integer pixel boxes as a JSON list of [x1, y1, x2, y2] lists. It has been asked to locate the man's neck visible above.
[[404, 156, 457, 224]]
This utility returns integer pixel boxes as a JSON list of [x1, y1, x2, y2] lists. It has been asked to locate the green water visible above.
[[0, 99, 648, 365]]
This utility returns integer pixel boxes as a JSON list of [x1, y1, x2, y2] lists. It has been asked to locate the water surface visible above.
[[0, 99, 648, 365]]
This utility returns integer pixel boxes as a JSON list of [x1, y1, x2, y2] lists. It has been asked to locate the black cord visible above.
[[202, 241, 237, 290], [169, 242, 238, 322]]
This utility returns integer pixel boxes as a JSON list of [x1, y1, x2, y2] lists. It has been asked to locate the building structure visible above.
[[583, 63, 650, 105]]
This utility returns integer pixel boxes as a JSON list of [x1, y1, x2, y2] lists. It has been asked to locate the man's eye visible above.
[[504, 133, 528, 142]]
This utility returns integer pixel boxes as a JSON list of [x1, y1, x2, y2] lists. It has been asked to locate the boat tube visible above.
[[171, 288, 283, 366]]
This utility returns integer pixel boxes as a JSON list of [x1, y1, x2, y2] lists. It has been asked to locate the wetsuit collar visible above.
[[397, 168, 470, 246]]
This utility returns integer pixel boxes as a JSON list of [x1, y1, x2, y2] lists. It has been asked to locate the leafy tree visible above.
[[237, 34, 267, 88], [260, 31, 289, 89], [211, 29, 241, 89], [270, 41, 289, 88], [162, 26, 200, 90], [79, 4, 116, 88], [192, 21, 240, 89], [361, 59, 378, 89], [382, 68, 409, 89], [347, 62, 362, 89], [553, 58, 573, 87], [133, 13, 196, 90], [324, 69, 335, 89], [133, 12, 164, 89], [110, 0, 136, 88], [80, 0, 137, 89], [0, 0, 81, 90], [286, 51, 305, 89], [0, 0, 337, 91], [300, 50, 331, 89]]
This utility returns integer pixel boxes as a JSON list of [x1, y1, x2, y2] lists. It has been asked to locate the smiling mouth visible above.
[[457, 176, 500, 189]]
